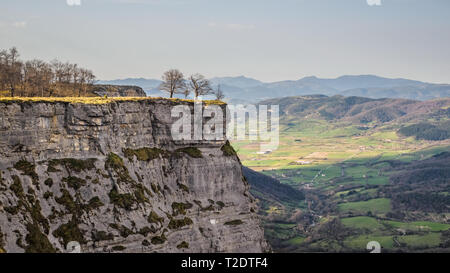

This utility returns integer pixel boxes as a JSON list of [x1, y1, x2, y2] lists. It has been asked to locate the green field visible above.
[[235, 116, 450, 252], [338, 198, 391, 215], [384, 220, 450, 232], [341, 216, 383, 231]]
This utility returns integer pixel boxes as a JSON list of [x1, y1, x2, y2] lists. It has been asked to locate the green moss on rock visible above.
[[109, 224, 133, 238], [44, 191, 53, 200], [177, 183, 189, 193], [105, 153, 134, 183], [151, 235, 167, 245], [134, 184, 151, 204], [48, 158, 97, 173], [10, 175, 25, 199], [105, 153, 125, 170], [44, 178, 53, 187], [168, 217, 193, 230], [147, 211, 164, 224], [55, 189, 78, 214], [25, 223, 56, 253], [14, 160, 39, 185], [87, 197, 104, 210], [91, 230, 114, 242], [171, 202, 193, 216], [0, 227, 5, 253], [62, 176, 87, 190], [53, 217, 85, 246], [177, 241, 189, 249], [221, 141, 237, 156], [138, 227, 153, 236], [123, 147, 169, 162], [108, 188, 136, 211], [175, 147, 203, 158], [4, 205, 20, 214]]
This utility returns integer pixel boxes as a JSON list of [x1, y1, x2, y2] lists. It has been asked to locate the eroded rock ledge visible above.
[[0, 99, 269, 253]]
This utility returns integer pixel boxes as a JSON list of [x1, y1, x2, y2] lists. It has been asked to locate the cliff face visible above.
[[0, 99, 268, 253]]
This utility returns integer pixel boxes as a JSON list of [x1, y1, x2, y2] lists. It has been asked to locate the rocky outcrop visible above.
[[0, 99, 268, 253], [91, 85, 146, 97]]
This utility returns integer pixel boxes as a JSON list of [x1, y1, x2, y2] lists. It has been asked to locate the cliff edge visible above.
[[91, 85, 147, 97], [0, 99, 268, 253]]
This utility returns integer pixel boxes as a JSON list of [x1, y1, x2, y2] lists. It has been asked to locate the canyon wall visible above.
[[0, 99, 268, 253]]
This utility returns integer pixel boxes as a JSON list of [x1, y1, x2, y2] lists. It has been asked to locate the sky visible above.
[[1, 0, 450, 83]]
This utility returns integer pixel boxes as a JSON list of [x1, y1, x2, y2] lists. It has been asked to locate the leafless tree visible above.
[[51, 59, 65, 83], [79, 68, 95, 96], [158, 69, 186, 98], [0, 47, 95, 97], [0, 47, 22, 96], [23, 60, 52, 96], [182, 88, 190, 99], [214, 84, 225, 100], [188, 73, 212, 99]]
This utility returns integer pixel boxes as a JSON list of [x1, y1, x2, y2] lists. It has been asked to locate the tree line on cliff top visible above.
[[0, 47, 96, 97], [0, 47, 225, 100], [158, 69, 224, 100]]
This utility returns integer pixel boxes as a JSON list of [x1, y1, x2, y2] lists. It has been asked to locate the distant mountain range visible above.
[[98, 75, 450, 102]]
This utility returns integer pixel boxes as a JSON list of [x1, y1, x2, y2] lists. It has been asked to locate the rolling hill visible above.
[[260, 95, 450, 126]]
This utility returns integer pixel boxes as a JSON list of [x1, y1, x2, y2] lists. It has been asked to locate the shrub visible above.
[[14, 160, 39, 185], [48, 158, 97, 173], [168, 217, 193, 230], [52, 217, 85, 246], [112, 245, 126, 251], [62, 176, 87, 190], [224, 220, 244, 226], [91, 231, 114, 242], [108, 188, 135, 211], [138, 227, 152, 236], [44, 178, 53, 187], [147, 211, 164, 224], [87, 197, 104, 210], [25, 223, 56, 253], [172, 202, 193, 216], [151, 235, 166, 245]]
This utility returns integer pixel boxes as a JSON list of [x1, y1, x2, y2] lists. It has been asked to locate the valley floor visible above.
[[235, 119, 450, 252]]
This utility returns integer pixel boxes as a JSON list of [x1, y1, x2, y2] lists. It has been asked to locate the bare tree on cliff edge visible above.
[[188, 73, 212, 100], [158, 69, 186, 98]]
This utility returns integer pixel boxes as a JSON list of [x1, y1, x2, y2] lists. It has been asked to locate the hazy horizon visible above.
[[2, 0, 450, 84], [98, 73, 449, 85]]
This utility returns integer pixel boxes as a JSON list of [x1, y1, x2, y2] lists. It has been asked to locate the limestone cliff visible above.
[[91, 85, 147, 97], [0, 99, 268, 253]]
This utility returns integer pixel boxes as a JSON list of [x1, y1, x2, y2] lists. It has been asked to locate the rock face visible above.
[[91, 85, 147, 97], [0, 99, 268, 253]]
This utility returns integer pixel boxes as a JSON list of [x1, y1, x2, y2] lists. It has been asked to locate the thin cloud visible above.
[[0, 21, 27, 28], [225, 23, 255, 31], [12, 21, 27, 28], [208, 22, 255, 31]]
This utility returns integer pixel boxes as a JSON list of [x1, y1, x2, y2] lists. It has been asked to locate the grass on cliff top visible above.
[[0, 96, 226, 105]]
